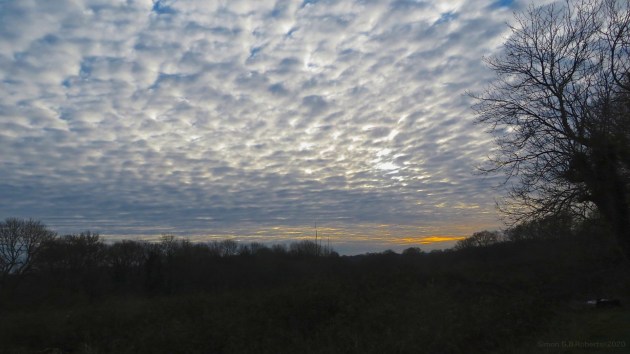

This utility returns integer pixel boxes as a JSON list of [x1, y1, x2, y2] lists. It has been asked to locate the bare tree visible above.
[[289, 240, 319, 257], [0, 218, 57, 284], [473, 0, 630, 256], [219, 239, 238, 257], [454, 231, 501, 250]]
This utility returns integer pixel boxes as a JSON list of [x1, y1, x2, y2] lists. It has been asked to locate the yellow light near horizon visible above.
[[395, 236, 467, 245], [420, 236, 467, 244]]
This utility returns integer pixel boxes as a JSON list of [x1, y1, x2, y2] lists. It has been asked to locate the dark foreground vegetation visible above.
[[1, 217, 629, 353]]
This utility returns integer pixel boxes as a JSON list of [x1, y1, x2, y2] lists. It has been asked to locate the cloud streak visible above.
[[0, 0, 548, 252]]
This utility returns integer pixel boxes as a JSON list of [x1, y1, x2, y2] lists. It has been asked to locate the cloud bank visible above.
[[0, 0, 551, 252]]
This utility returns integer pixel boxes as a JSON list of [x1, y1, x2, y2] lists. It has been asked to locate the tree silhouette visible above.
[[402, 247, 424, 256], [454, 231, 501, 250], [107, 240, 146, 286], [289, 240, 320, 257], [473, 0, 630, 256], [0, 218, 56, 286]]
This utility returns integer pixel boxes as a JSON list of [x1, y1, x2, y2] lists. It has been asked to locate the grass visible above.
[[519, 305, 630, 354], [0, 233, 628, 353]]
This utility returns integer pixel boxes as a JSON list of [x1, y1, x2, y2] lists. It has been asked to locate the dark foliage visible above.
[[0, 219, 628, 353]]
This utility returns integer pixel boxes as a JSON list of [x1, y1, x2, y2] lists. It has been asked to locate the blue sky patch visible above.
[[491, 0, 514, 8], [152, 0, 176, 15]]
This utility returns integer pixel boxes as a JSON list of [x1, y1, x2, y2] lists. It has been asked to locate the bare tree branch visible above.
[[472, 0, 630, 255]]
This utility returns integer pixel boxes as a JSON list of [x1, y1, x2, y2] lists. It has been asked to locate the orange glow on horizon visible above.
[[99, 223, 485, 250], [395, 236, 467, 245]]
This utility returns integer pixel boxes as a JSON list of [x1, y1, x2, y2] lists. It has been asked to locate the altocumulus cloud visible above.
[[0, 0, 552, 252]]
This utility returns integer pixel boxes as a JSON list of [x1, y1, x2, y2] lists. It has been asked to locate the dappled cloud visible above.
[[0, 0, 547, 252]]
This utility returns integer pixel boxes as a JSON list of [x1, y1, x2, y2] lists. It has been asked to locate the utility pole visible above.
[[315, 220, 319, 256], [327, 233, 330, 256]]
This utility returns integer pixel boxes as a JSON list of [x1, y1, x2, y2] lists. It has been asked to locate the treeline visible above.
[[0, 218, 339, 302], [452, 212, 614, 251], [0, 214, 623, 303]]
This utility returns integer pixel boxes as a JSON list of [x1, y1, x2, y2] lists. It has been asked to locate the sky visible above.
[[0, 0, 552, 254]]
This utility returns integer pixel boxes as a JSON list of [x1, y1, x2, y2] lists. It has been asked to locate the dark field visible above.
[[1, 231, 628, 353]]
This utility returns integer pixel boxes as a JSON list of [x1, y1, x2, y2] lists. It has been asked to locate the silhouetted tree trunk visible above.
[[587, 155, 630, 255]]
